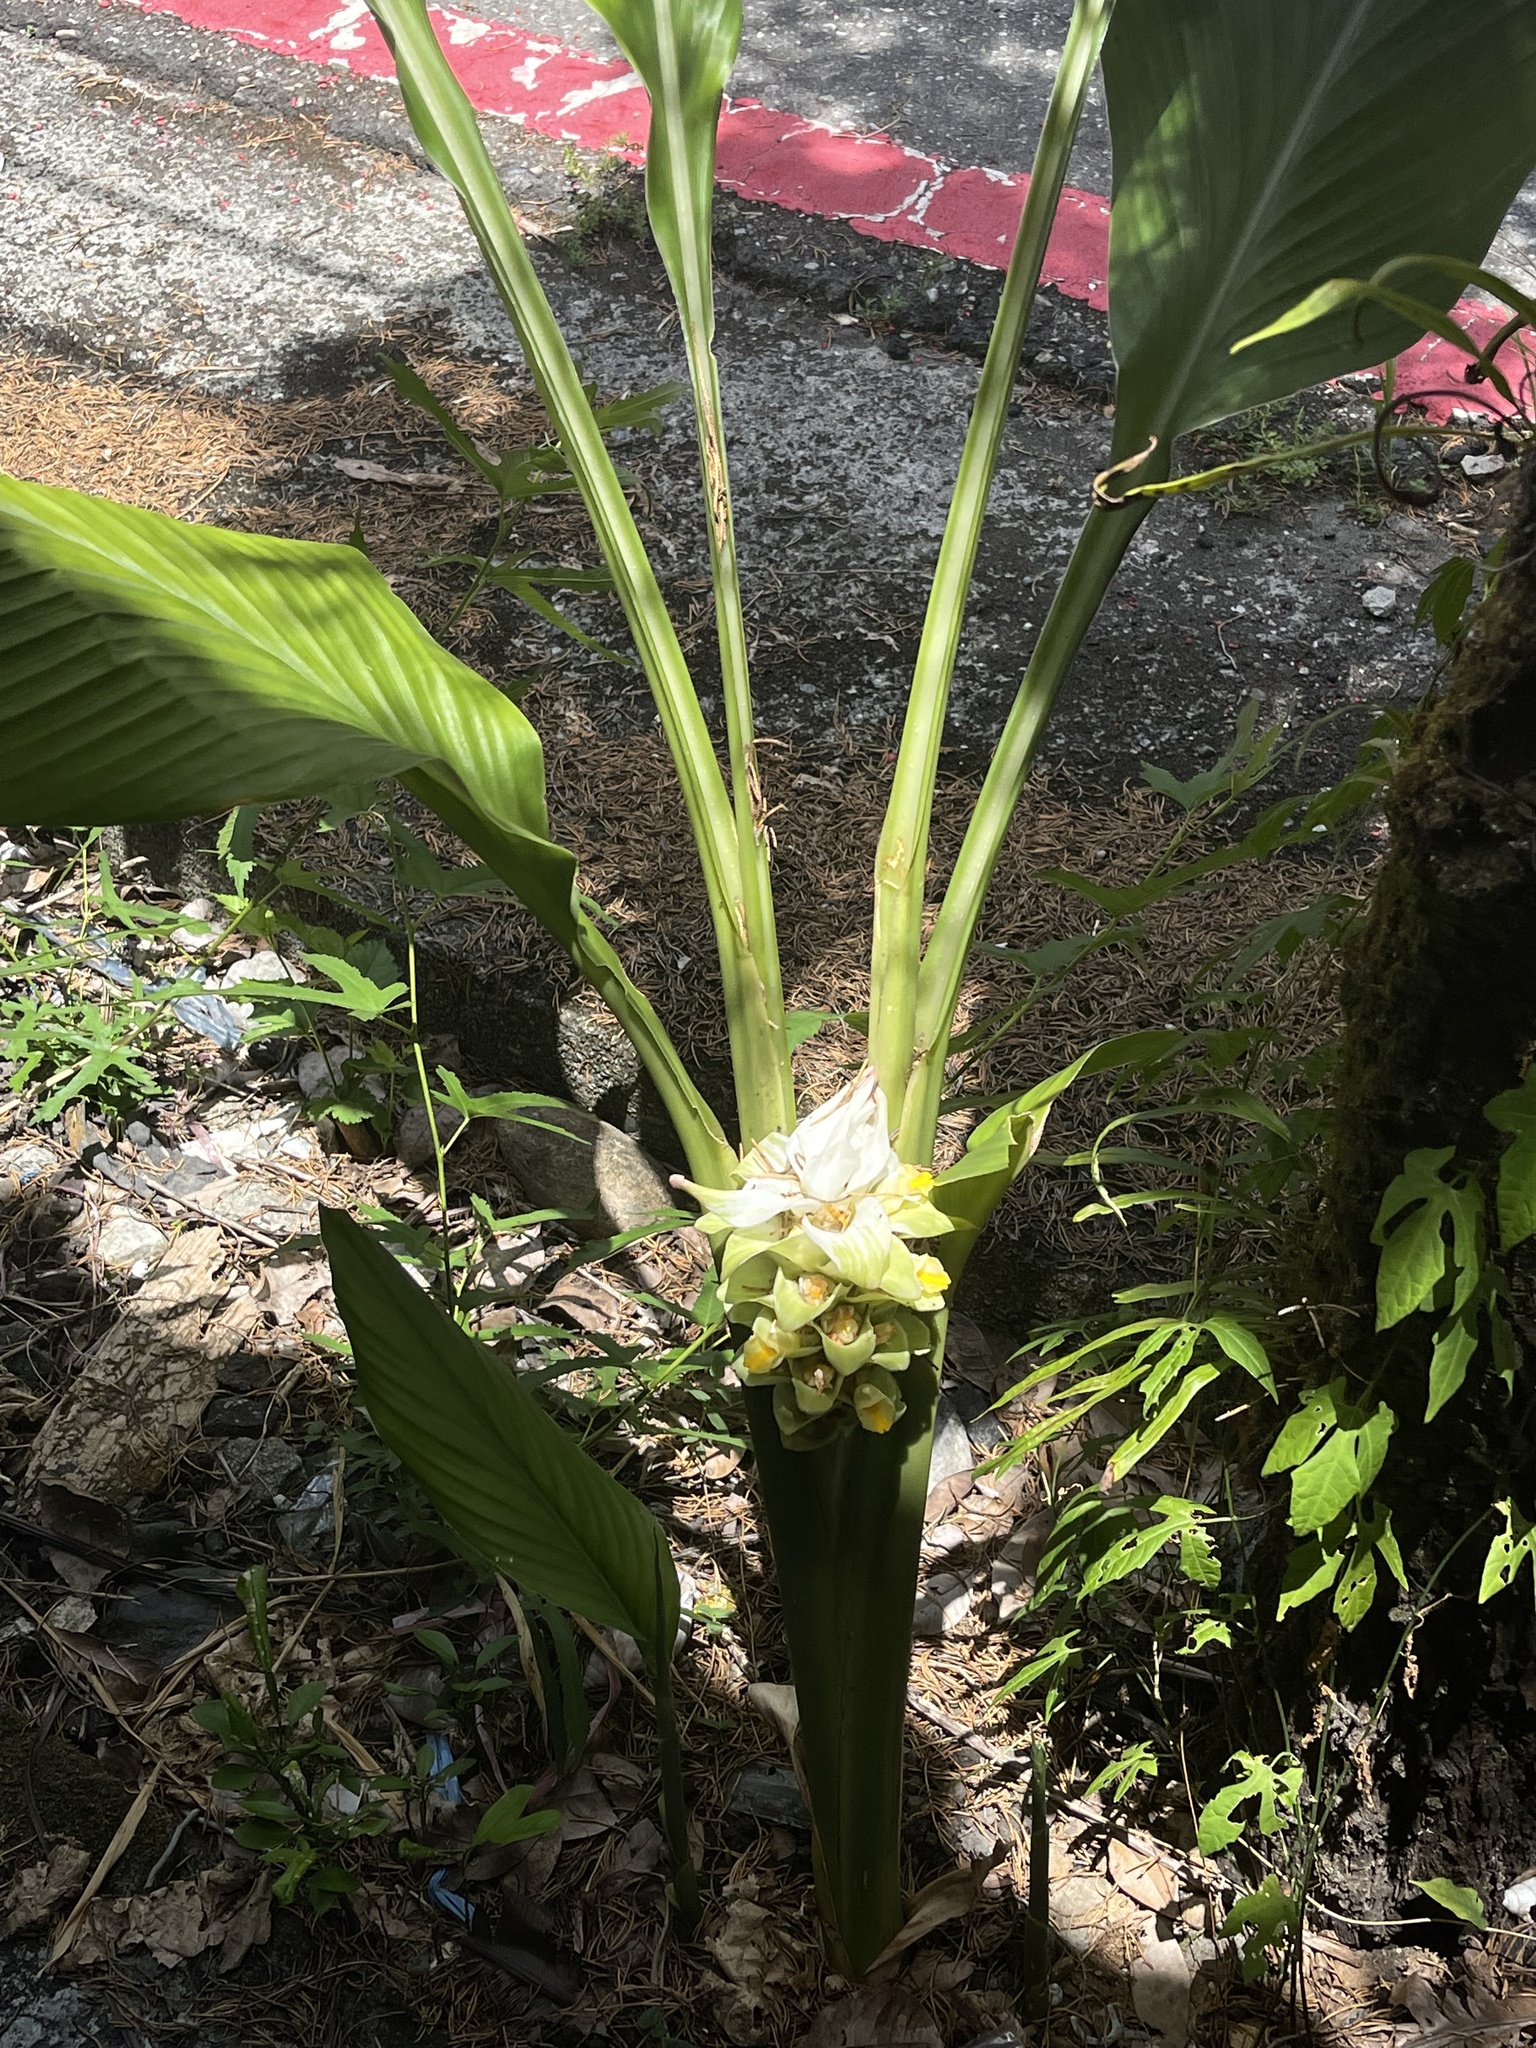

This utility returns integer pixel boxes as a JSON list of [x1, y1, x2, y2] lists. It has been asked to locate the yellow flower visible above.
[[914, 1255, 949, 1299]]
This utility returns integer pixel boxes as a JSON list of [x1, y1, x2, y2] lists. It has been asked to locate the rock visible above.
[[394, 1098, 466, 1169], [728, 1762, 812, 1831], [1130, 1924, 1196, 2045], [101, 1582, 226, 1665], [1463, 450, 1506, 478], [217, 949, 293, 988], [216, 1351, 275, 1394], [913, 1571, 972, 1637], [95, 1213, 168, 1271], [221, 1436, 303, 1504], [0, 1142, 57, 1198], [924, 1393, 975, 1521], [201, 1395, 273, 1438], [1362, 584, 1398, 617], [495, 1105, 673, 1238]]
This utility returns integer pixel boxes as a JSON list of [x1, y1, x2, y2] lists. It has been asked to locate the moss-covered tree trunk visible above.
[[1310, 451, 1536, 1927], [1326, 449, 1536, 1293]]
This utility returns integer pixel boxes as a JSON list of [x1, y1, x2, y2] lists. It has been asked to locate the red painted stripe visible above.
[[124, 0, 1521, 420]]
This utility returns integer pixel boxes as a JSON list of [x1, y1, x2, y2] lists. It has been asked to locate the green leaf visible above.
[[1102, 0, 1536, 464], [1221, 1875, 1299, 1983], [1487, 1068, 1536, 1252], [1203, 1314, 1276, 1397], [432, 1067, 570, 1130], [1104, 1364, 1221, 1484], [0, 477, 586, 950], [413, 1627, 459, 1669], [1179, 1523, 1222, 1590], [997, 1630, 1083, 1703], [1263, 1381, 1341, 1476], [1416, 555, 1479, 647], [1085, 1741, 1161, 1804], [1276, 1532, 1345, 1620], [1373, 1152, 1459, 1329], [1414, 1878, 1488, 1930], [934, 1031, 1181, 1275], [1288, 1418, 1383, 1536], [285, 1680, 327, 1726], [1427, 1309, 1480, 1422], [1197, 1752, 1304, 1855], [576, 0, 739, 371], [1333, 1539, 1378, 1631], [319, 1207, 679, 1656], [472, 1783, 562, 1846], [1479, 1499, 1536, 1603]]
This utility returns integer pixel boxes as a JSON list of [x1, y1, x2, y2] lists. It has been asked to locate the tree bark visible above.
[[1310, 451, 1536, 1928], [1324, 451, 1536, 1297]]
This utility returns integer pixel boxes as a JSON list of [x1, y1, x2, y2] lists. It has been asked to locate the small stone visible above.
[[296, 1046, 347, 1098], [1361, 585, 1398, 617], [913, 1571, 972, 1637], [394, 1098, 466, 1169], [202, 1394, 274, 1437], [123, 1121, 153, 1148], [0, 1142, 56, 1197], [728, 1761, 812, 1831], [1462, 451, 1506, 478], [222, 1436, 303, 1502], [218, 949, 294, 988], [217, 1350, 276, 1393], [495, 1105, 673, 1238], [96, 1213, 168, 1270]]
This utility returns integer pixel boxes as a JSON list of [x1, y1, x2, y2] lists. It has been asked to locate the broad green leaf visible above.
[[1333, 1540, 1377, 1631], [1372, 1150, 1461, 1329], [1427, 1309, 1480, 1422], [1352, 1401, 1395, 1497], [1222, 1875, 1299, 1983], [1287, 1431, 1361, 1535], [319, 1207, 679, 1655], [1179, 1524, 1222, 1590], [1487, 1069, 1536, 1252], [1416, 555, 1479, 648], [1204, 1314, 1276, 1397], [0, 476, 581, 949], [1102, 0, 1536, 463], [1263, 1382, 1340, 1477], [1196, 1751, 1303, 1855], [1414, 1879, 1488, 1930], [1479, 1500, 1536, 1604]]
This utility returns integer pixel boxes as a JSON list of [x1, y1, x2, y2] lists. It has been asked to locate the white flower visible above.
[[672, 1069, 954, 1444], [675, 1069, 949, 1255]]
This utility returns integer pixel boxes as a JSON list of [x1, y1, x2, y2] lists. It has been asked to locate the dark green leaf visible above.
[[320, 1207, 678, 1655]]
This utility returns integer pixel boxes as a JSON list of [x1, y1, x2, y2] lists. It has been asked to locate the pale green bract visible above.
[[675, 1070, 953, 1445]]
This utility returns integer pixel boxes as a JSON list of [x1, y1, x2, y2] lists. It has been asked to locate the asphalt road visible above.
[[474, 0, 1536, 288], [473, 0, 1106, 183]]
